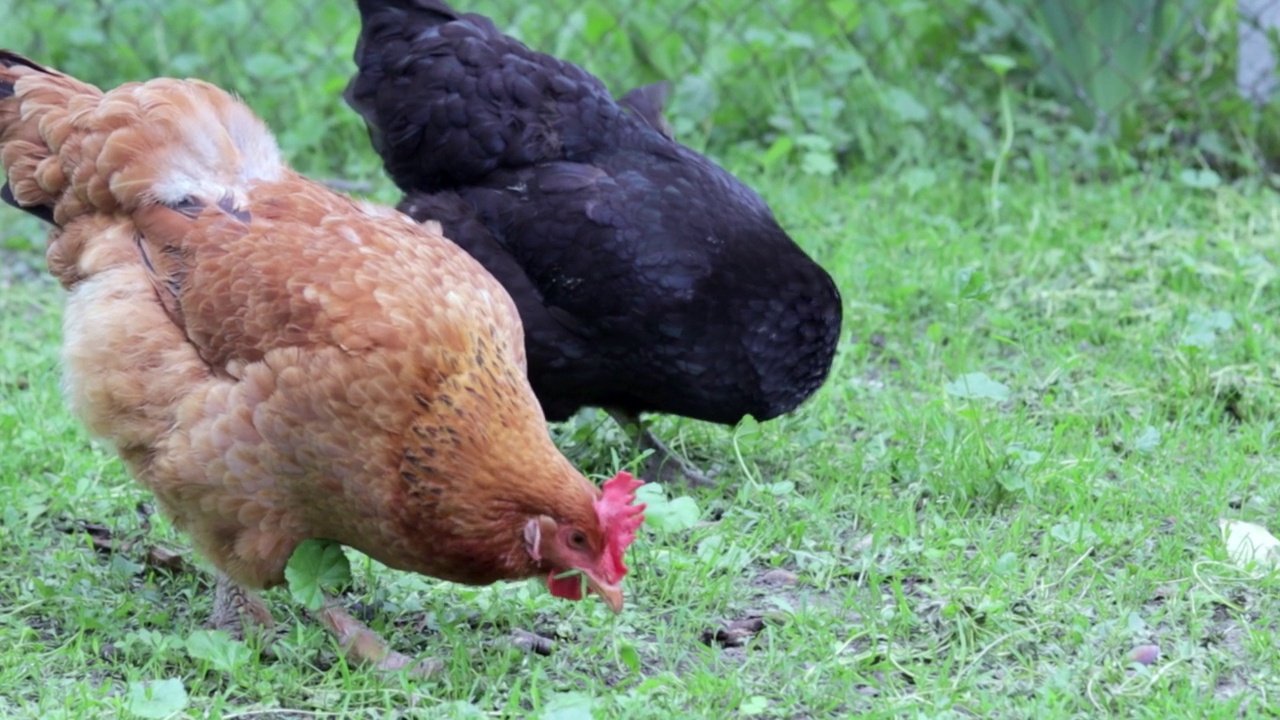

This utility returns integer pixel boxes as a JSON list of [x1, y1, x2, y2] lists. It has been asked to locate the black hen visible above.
[[345, 0, 842, 484]]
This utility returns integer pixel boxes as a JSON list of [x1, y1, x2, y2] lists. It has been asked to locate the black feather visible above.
[[0, 52, 59, 225], [350, 0, 843, 427], [618, 82, 673, 139], [354, 0, 458, 20], [0, 50, 54, 98], [1, 182, 56, 226]]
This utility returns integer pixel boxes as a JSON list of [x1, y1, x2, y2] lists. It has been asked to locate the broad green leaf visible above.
[[899, 167, 938, 195], [944, 372, 1010, 402], [1180, 310, 1233, 349], [1133, 426, 1161, 453], [437, 701, 487, 719], [185, 629, 252, 672], [1125, 612, 1147, 634], [285, 539, 352, 611], [109, 553, 144, 580], [1178, 168, 1221, 189], [1219, 519, 1280, 570], [636, 483, 700, 533], [125, 678, 188, 719], [993, 552, 1019, 575], [1049, 521, 1097, 545], [740, 696, 769, 715], [618, 642, 641, 672], [800, 150, 838, 177], [766, 480, 795, 496], [697, 534, 752, 571], [981, 54, 1017, 76], [538, 691, 597, 720], [882, 87, 928, 122], [956, 266, 992, 300], [1007, 444, 1043, 466], [733, 415, 764, 452]]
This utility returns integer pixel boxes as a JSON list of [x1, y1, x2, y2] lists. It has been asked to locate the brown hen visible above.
[[0, 51, 644, 673]]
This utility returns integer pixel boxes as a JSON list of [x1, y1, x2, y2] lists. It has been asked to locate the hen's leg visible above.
[[607, 409, 717, 487], [311, 597, 441, 676], [210, 572, 274, 638]]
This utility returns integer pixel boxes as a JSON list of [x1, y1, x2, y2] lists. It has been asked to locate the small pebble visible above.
[[758, 569, 798, 586], [1130, 644, 1160, 665]]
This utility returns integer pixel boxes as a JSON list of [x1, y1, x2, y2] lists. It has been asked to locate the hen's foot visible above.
[[607, 409, 717, 487], [312, 598, 441, 676], [639, 426, 719, 488], [209, 572, 275, 639], [509, 628, 555, 656]]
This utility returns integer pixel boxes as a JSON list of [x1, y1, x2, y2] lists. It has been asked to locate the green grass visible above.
[[2, 0, 1280, 716], [4, 170, 1280, 717]]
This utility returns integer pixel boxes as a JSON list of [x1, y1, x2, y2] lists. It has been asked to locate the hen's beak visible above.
[[585, 574, 624, 613]]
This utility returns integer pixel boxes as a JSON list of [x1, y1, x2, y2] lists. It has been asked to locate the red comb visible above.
[[594, 471, 646, 583]]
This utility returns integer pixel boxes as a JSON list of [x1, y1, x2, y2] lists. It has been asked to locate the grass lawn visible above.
[[2, 167, 1280, 718]]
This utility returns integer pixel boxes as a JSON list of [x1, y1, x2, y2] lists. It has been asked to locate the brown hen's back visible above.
[[0, 51, 613, 597]]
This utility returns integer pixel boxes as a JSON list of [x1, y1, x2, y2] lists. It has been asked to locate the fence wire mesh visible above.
[[3, 0, 1278, 175]]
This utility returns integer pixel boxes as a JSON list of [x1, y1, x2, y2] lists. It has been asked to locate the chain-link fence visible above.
[[3, 0, 1277, 175]]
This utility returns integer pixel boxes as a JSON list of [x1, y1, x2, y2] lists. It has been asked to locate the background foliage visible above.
[[3, 0, 1274, 183]]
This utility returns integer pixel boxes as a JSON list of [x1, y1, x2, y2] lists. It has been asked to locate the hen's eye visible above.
[[568, 531, 588, 549]]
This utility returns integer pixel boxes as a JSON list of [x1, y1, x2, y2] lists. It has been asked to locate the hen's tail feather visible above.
[[0, 51, 82, 226], [618, 82, 673, 139], [1, 181, 55, 224], [0, 49, 283, 235], [0, 50, 54, 97]]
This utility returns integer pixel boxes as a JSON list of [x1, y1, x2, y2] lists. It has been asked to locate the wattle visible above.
[[547, 572, 584, 600]]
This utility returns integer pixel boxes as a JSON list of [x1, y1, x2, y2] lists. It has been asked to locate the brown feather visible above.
[[0, 51, 631, 605]]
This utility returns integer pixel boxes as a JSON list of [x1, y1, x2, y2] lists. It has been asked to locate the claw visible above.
[[606, 409, 718, 488], [311, 597, 440, 676]]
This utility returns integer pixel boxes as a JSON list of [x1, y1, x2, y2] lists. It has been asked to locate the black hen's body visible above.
[[346, 0, 842, 425]]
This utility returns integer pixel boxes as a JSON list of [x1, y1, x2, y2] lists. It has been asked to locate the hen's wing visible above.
[[132, 183, 516, 378], [452, 155, 831, 424]]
